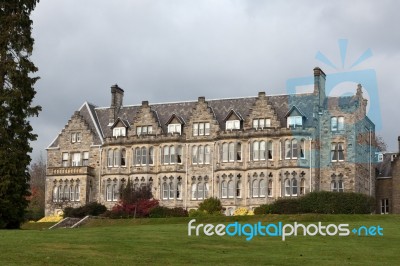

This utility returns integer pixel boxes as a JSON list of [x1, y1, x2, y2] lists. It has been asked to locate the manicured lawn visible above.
[[1, 214, 400, 265]]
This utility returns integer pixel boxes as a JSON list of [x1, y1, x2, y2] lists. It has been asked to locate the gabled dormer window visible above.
[[226, 120, 240, 130], [168, 124, 181, 134], [113, 127, 126, 137], [287, 116, 302, 128]]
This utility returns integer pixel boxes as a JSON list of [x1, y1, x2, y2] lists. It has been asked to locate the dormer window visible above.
[[168, 124, 181, 134], [113, 127, 126, 137], [226, 120, 240, 130], [253, 118, 271, 129], [287, 116, 302, 128]]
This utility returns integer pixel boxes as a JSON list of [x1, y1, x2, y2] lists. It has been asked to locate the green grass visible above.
[[1, 214, 400, 265]]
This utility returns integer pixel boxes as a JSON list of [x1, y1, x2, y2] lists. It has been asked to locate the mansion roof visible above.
[[48, 90, 360, 148]]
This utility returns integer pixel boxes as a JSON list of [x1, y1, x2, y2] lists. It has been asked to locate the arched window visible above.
[[53, 186, 58, 202], [197, 183, 204, 200], [300, 178, 305, 195], [205, 145, 211, 164], [149, 147, 154, 165], [338, 180, 344, 192], [198, 146, 204, 164], [121, 149, 126, 166], [229, 143, 235, 162], [164, 146, 170, 164], [236, 181, 241, 198], [135, 147, 141, 165], [236, 142, 242, 161], [259, 179, 266, 197], [267, 141, 273, 160], [162, 182, 168, 199], [284, 179, 291, 196], [58, 185, 62, 201], [253, 141, 259, 161], [112, 184, 118, 201], [285, 140, 291, 159], [107, 149, 113, 167], [292, 139, 298, 159], [113, 149, 120, 166], [260, 141, 266, 160], [70, 185, 74, 201], [268, 180, 273, 197], [170, 146, 176, 164], [177, 146, 182, 164], [204, 183, 209, 198], [63, 186, 69, 201], [141, 147, 147, 165], [176, 182, 182, 199], [192, 146, 198, 164], [75, 184, 80, 201], [292, 178, 298, 196], [191, 183, 197, 200], [106, 184, 112, 201], [222, 143, 228, 162], [228, 181, 234, 198], [300, 139, 305, 159], [247, 181, 250, 198], [221, 181, 227, 198], [169, 183, 174, 199], [252, 180, 259, 198]]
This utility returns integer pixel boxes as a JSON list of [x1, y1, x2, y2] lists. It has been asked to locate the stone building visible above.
[[375, 147, 400, 214], [45, 67, 375, 216]]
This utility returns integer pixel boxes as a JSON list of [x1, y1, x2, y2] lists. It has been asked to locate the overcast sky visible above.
[[29, 0, 400, 162]]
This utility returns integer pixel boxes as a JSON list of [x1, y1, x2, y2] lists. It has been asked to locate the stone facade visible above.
[[45, 67, 376, 216]]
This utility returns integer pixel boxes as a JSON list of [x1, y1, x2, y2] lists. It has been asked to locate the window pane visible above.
[[192, 146, 198, 164], [236, 143, 242, 161], [164, 146, 170, 164], [259, 119, 265, 128], [260, 141, 266, 160], [338, 117, 344, 131], [259, 179, 266, 197], [221, 181, 227, 198], [236, 181, 241, 197], [252, 180, 258, 197], [292, 139, 298, 159], [253, 119, 258, 129], [193, 123, 198, 136], [331, 117, 338, 131], [170, 146, 176, 164], [197, 183, 204, 199], [149, 147, 154, 165], [285, 179, 291, 196], [163, 183, 168, 199], [199, 123, 204, 135], [198, 146, 204, 164], [205, 123, 210, 135], [331, 143, 338, 161], [267, 141, 273, 160], [234, 120, 240, 129], [338, 143, 344, 161], [177, 146, 182, 164], [285, 140, 291, 159], [228, 181, 234, 198], [204, 183, 209, 198], [253, 142, 259, 161], [141, 147, 147, 165], [265, 119, 271, 127], [222, 144, 228, 162], [268, 180, 273, 196], [292, 179, 298, 196], [204, 145, 210, 164], [229, 143, 235, 162]]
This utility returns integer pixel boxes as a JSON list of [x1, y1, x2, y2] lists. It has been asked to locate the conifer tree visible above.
[[0, 0, 41, 229]]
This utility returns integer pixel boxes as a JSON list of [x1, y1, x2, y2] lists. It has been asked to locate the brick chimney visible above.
[[109, 84, 124, 125], [313, 67, 326, 109]]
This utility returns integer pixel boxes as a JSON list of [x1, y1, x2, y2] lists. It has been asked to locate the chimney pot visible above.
[[142, 100, 149, 107], [198, 96, 205, 103]]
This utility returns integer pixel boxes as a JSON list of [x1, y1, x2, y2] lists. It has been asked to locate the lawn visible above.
[[1, 214, 399, 265]]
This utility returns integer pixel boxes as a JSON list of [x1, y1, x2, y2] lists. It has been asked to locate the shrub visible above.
[[106, 199, 159, 219], [188, 209, 208, 217], [254, 204, 274, 215], [149, 206, 188, 218], [198, 197, 222, 215], [233, 207, 254, 216], [63, 202, 107, 218], [300, 191, 375, 214], [272, 198, 301, 214]]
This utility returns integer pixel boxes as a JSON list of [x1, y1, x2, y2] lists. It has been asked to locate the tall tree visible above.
[[0, 1, 41, 229]]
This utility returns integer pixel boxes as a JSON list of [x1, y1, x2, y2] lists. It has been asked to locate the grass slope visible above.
[[1, 214, 399, 265]]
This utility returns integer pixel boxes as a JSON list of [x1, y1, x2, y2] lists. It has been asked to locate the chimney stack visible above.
[[313, 67, 326, 109], [109, 84, 124, 125]]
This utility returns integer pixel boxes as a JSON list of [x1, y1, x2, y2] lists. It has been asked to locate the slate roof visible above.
[[47, 92, 361, 147]]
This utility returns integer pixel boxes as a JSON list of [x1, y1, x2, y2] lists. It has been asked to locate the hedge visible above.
[[64, 202, 107, 218], [254, 192, 375, 215]]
